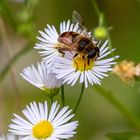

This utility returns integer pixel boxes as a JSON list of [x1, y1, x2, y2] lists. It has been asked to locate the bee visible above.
[[57, 11, 100, 61]]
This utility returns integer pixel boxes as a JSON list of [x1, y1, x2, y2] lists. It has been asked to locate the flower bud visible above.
[[94, 26, 108, 40], [17, 10, 30, 22]]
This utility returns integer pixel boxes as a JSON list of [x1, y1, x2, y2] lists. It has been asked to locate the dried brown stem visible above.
[[0, 16, 21, 112]]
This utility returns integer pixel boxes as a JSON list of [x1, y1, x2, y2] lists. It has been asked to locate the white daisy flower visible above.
[[0, 133, 17, 140], [20, 62, 62, 95], [34, 20, 82, 66], [53, 40, 119, 88], [9, 101, 78, 140]]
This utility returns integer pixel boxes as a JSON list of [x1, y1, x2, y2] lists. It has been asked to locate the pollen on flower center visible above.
[[73, 55, 94, 71], [32, 120, 53, 139]]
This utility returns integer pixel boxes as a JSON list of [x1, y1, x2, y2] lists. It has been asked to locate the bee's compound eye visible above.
[[87, 47, 99, 59], [87, 50, 96, 59], [94, 47, 100, 53]]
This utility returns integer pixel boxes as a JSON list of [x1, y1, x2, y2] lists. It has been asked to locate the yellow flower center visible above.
[[73, 55, 94, 71], [32, 120, 53, 139]]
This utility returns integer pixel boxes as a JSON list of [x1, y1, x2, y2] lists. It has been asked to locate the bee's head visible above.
[[87, 47, 100, 59]]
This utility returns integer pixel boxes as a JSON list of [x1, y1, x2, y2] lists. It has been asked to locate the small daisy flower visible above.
[[135, 64, 140, 77], [9, 101, 78, 140], [0, 133, 17, 140], [53, 40, 119, 88], [113, 60, 135, 84], [113, 60, 140, 84], [20, 62, 62, 96], [34, 20, 82, 65]]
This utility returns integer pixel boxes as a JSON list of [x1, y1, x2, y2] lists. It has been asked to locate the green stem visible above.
[[108, 33, 113, 51], [42, 90, 54, 104], [91, 0, 101, 17], [94, 85, 140, 131], [0, 0, 17, 30], [0, 42, 34, 82], [73, 83, 85, 114], [61, 85, 65, 106], [99, 13, 104, 27], [50, 96, 54, 104], [91, 0, 113, 51]]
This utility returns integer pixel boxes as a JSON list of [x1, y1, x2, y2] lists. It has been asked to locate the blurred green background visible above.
[[0, 0, 140, 139]]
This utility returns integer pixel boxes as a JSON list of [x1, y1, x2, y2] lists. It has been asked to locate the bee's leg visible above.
[[97, 52, 99, 57], [82, 55, 85, 60], [74, 53, 78, 58], [73, 53, 79, 71], [58, 49, 65, 57], [88, 58, 90, 65]]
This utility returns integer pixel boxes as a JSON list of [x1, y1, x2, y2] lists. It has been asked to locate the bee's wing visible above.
[[72, 11, 83, 25], [72, 11, 87, 31]]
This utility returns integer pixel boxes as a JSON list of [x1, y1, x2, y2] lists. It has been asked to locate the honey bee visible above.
[[57, 11, 100, 61]]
